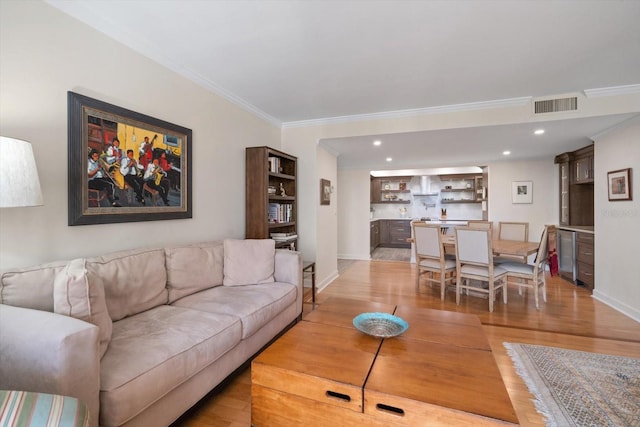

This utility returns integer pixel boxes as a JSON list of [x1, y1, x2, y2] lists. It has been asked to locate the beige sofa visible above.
[[0, 239, 302, 427]]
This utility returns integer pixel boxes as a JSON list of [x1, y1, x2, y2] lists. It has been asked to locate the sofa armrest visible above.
[[274, 250, 303, 314], [0, 304, 100, 427]]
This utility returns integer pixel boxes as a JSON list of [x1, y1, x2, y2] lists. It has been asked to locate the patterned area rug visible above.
[[504, 343, 640, 427]]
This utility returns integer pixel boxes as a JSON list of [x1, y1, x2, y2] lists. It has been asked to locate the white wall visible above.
[[592, 116, 640, 321], [0, 1, 280, 269], [337, 169, 371, 260], [487, 158, 559, 241], [316, 146, 338, 288]]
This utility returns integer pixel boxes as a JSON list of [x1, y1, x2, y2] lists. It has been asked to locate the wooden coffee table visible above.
[[251, 298, 518, 426]]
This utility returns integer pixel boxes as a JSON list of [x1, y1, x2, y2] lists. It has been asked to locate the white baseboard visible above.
[[592, 290, 640, 323], [316, 269, 339, 294]]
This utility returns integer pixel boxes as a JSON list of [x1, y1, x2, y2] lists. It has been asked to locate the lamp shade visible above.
[[0, 136, 44, 207]]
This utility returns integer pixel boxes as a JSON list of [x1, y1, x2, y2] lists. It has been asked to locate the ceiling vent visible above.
[[534, 97, 578, 114]]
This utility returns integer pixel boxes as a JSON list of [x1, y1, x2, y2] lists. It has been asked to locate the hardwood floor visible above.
[[175, 260, 640, 427]]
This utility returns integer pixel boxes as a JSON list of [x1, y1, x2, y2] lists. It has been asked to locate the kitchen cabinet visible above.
[[554, 144, 594, 226], [370, 177, 381, 203], [370, 220, 380, 253], [378, 219, 411, 248], [576, 231, 594, 290], [475, 175, 486, 201], [558, 161, 570, 225], [439, 174, 482, 204], [371, 176, 411, 204], [572, 145, 594, 184]]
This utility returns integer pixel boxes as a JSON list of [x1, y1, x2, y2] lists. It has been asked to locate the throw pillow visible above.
[[223, 239, 275, 286], [166, 242, 224, 303], [53, 258, 112, 358]]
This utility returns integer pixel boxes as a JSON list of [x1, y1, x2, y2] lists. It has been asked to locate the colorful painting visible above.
[[68, 92, 192, 225]]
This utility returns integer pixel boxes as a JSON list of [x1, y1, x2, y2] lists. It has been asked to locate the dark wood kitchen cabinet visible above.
[[370, 220, 380, 254], [370, 177, 381, 203], [555, 144, 594, 226], [378, 219, 411, 248], [572, 145, 594, 184], [371, 176, 411, 204], [576, 231, 595, 291]]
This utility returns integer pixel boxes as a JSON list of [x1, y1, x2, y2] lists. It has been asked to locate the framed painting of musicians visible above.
[[68, 91, 192, 225]]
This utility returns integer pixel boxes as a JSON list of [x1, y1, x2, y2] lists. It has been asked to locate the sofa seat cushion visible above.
[[172, 282, 297, 339], [99, 305, 241, 427]]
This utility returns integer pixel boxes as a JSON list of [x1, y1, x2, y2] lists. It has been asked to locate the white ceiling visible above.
[[47, 0, 640, 170]]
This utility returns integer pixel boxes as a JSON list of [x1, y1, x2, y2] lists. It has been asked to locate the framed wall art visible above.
[[320, 179, 331, 205], [512, 181, 533, 204], [68, 91, 192, 225], [607, 168, 632, 201]]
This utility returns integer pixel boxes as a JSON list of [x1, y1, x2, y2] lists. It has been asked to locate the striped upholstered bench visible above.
[[0, 390, 89, 427]]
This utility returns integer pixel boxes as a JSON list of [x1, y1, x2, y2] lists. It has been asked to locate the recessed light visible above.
[[386, 157, 392, 162], [534, 129, 545, 135], [503, 151, 511, 156], [373, 140, 382, 146]]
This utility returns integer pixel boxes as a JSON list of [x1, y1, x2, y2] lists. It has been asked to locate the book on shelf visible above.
[[270, 232, 296, 238], [268, 203, 293, 223], [268, 156, 281, 174], [271, 235, 297, 243]]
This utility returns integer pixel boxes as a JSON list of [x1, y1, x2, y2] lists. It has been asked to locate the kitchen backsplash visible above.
[[371, 175, 483, 220]]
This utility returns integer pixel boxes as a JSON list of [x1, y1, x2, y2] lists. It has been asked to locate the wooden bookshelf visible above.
[[246, 147, 297, 249]]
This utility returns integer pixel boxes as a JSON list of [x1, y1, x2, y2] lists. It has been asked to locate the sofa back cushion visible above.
[[165, 241, 224, 303], [86, 248, 168, 321], [223, 239, 275, 286], [0, 260, 67, 312], [53, 258, 113, 357]]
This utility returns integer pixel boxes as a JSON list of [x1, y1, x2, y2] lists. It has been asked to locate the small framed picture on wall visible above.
[[511, 181, 533, 204], [320, 179, 331, 205], [607, 168, 632, 201]]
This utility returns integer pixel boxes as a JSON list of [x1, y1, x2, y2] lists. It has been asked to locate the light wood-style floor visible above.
[[174, 260, 640, 427]]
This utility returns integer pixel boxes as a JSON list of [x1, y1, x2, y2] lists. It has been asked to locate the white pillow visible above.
[[223, 239, 275, 286], [54, 258, 112, 358]]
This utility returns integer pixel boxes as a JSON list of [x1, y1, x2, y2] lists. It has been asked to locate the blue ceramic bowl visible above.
[[352, 312, 409, 338]]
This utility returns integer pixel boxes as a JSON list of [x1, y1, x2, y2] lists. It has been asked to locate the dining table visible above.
[[440, 234, 540, 258]]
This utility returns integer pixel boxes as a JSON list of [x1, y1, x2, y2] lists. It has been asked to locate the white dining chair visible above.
[[498, 221, 529, 241], [495, 221, 529, 263], [499, 226, 549, 309], [413, 223, 456, 300], [454, 227, 507, 312], [467, 220, 493, 231]]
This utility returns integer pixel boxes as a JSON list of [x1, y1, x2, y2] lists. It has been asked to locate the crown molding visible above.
[[170, 68, 282, 127], [590, 113, 640, 140], [282, 97, 532, 129], [584, 84, 640, 98]]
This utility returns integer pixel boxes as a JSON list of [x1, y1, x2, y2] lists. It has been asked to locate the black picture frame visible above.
[[68, 91, 192, 225], [320, 179, 331, 205], [607, 168, 632, 201]]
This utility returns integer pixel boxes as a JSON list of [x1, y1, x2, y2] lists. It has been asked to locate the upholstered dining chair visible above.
[[498, 221, 529, 241], [413, 223, 456, 300], [467, 220, 493, 231], [454, 227, 507, 312], [495, 221, 530, 263], [499, 226, 549, 309]]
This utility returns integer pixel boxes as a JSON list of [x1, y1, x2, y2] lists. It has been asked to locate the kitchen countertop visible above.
[[370, 218, 471, 224], [557, 225, 595, 234]]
